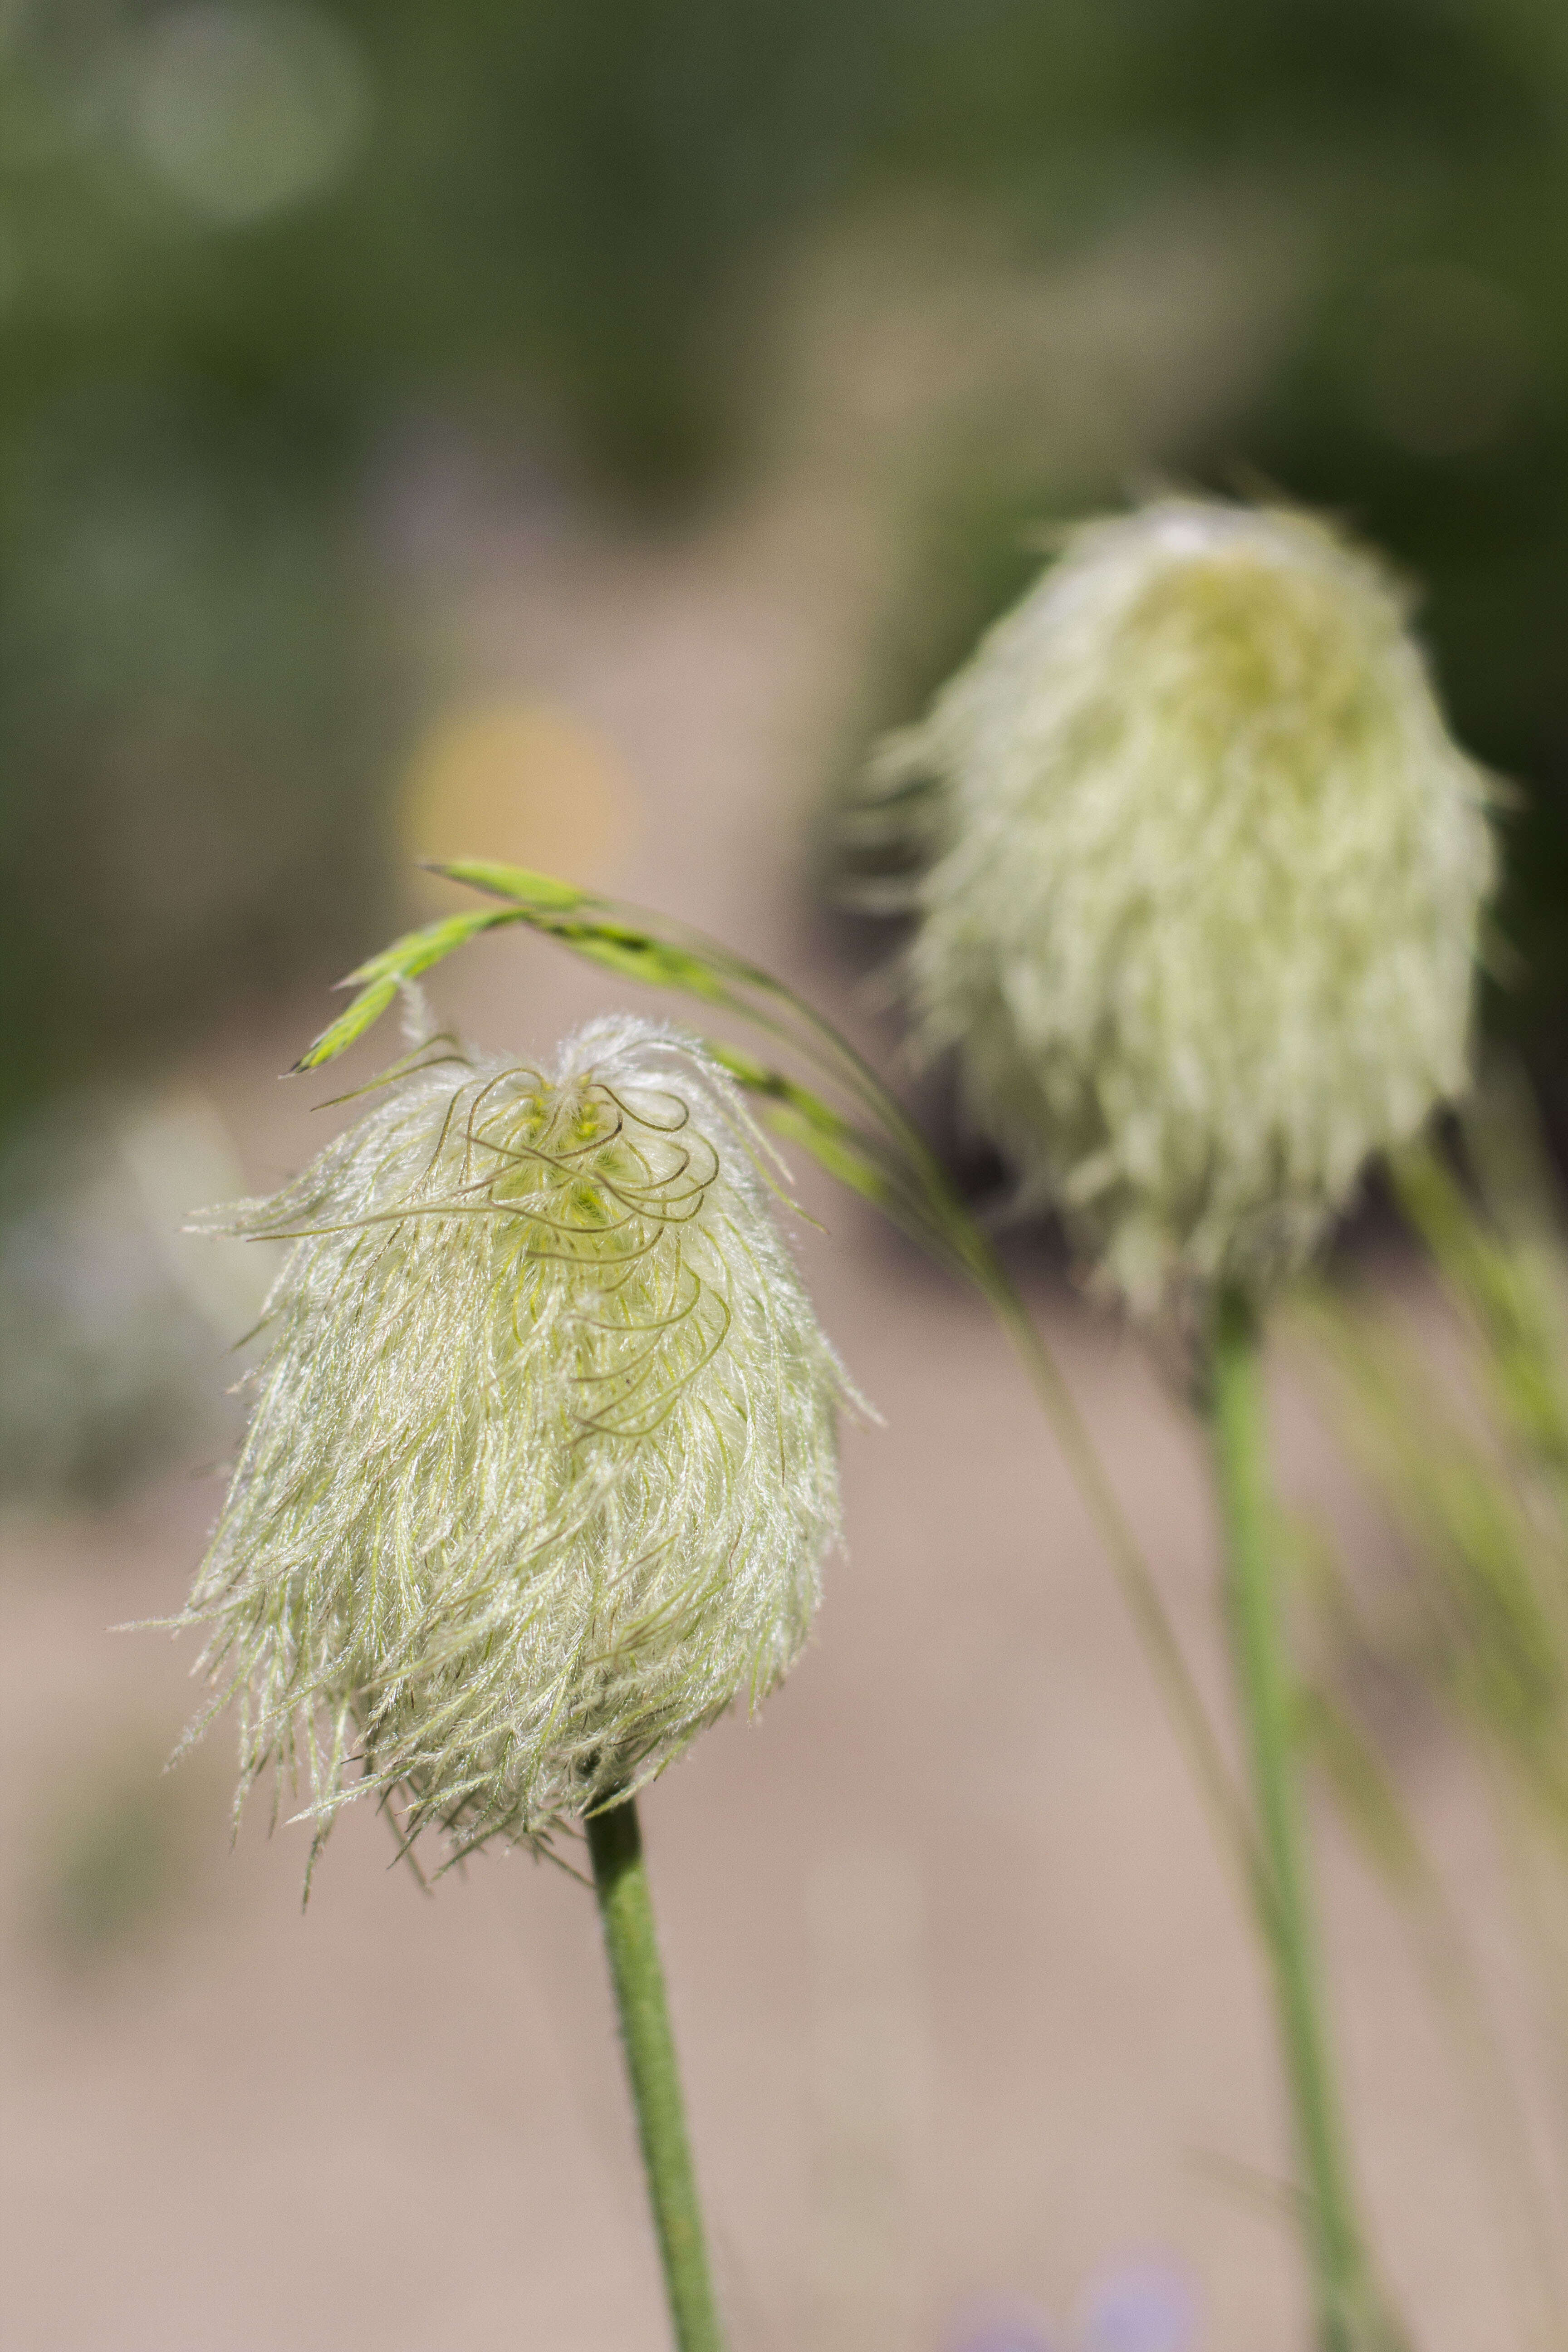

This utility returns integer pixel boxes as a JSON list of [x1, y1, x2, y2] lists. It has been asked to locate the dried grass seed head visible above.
[[181, 1014, 852, 1867], [863, 497, 1498, 1310]]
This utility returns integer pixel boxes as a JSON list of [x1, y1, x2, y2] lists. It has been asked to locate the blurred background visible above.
[[3, 5, 1568, 2348]]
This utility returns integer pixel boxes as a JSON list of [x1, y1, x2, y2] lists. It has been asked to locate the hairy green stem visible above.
[[587, 1795, 725, 2352], [1210, 1288, 1395, 2352]]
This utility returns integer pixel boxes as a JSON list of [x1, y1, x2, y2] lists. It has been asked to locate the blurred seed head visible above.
[[860, 497, 1497, 1311], [0, 1087, 265, 1509], [179, 1015, 851, 1870]]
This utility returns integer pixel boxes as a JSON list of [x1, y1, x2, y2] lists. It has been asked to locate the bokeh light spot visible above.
[[399, 699, 637, 894], [127, 3, 369, 226]]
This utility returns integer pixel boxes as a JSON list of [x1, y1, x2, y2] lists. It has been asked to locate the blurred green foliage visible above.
[[2, 0, 1566, 1138], [1298, 1076, 1568, 1978], [1289, 1085, 1568, 2318]]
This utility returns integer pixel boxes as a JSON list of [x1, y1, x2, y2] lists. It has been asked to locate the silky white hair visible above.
[[858, 498, 1497, 1309], [179, 1014, 851, 1869]]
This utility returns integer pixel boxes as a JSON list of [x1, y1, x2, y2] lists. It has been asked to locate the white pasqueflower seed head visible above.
[[181, 1014, 851, 1866], [864, 497, 1498, 1309]]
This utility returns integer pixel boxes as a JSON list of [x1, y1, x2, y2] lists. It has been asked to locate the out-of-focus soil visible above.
[[1, 482, 1559, 2352]]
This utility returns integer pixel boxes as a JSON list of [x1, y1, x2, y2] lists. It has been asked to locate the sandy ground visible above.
[[2, 478, 1562, 2352]]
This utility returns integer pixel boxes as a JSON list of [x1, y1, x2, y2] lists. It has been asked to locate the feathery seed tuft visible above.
[[179, 1015, 851, 1869], [856, 499, 1498, 1308]]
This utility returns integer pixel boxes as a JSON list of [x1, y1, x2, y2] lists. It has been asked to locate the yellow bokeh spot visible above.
[[400, 699, 635, 893]]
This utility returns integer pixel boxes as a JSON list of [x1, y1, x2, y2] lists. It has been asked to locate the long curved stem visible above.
[[1210, 1287, 1397, 2352], [587, 1795, 726, 2352], [983, 1264, 1261, 1900]]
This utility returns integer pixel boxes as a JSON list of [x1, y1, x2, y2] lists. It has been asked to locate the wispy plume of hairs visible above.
[[176, 1014, 853, 1872], [854, 497, 1499, 1311]]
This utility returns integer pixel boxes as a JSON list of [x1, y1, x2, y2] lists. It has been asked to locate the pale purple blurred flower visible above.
[[946, 2292, 1055, 2352], [1078, 2259, 1196, 2352]]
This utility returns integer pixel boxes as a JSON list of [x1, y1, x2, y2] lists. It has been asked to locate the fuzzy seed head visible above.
[[862, 499, 1497, 1308], [182, 1015, 851, 1866]]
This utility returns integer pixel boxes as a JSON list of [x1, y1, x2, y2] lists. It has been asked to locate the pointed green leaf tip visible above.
[[293, 870, 748, 1074], [293, 909, 519, 1070], [294, 975, 403, 1071], [427, 858, 593, 911]]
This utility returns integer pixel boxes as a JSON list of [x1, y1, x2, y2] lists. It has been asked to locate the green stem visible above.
[[1210, 1287, 1394, 2352], [587, 1795, 726, 2352]]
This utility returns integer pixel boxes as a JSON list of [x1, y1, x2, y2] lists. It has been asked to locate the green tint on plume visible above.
[[178, 1015, 851, 1871], [853, 498, 1498, 1309]]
